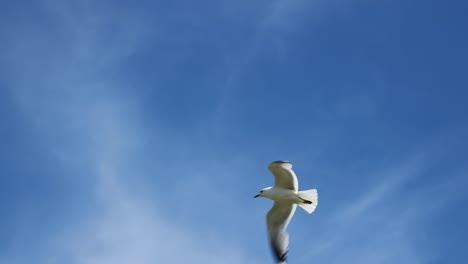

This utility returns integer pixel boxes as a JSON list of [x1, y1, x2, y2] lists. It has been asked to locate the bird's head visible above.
[[254, 187, 272, 198]]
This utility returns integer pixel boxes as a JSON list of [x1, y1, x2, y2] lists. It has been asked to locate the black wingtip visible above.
[[271, 160, 290, 164], [270, 243, 288, 263]]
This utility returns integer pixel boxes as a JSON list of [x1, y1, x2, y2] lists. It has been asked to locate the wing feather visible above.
[[268, 161, 298, 191], [267, 202, 297, 263]]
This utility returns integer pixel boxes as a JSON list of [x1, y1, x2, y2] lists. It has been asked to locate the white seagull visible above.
[[254, 161, 318, 263]]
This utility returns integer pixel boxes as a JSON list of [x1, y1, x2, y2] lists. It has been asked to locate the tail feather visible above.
[[297, 189, 318, 214]]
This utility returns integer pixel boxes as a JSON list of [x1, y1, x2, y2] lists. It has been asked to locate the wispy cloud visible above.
[[2, 1, 467, 264], [48, 158, 255, 264], [1, 1, 258, 263], [6, 91, 257, 263], [291, 139, 467, 264], [214, 0, 352, 122]]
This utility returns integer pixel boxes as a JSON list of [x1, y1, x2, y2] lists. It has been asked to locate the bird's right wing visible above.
[[268, 161, 298, 191], [267, 202, 297, 263]]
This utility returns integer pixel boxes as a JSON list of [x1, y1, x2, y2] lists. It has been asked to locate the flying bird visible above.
[[254, 161, 318, 263]]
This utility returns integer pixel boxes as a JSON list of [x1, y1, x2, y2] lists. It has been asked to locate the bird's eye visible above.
[[260, 190, 263, 193]]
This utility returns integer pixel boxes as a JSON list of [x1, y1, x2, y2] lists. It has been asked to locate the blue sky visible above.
[[1, 0, 467, 263]]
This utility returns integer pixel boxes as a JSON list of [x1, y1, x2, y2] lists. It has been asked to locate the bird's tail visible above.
[[297, 189, 318, 214]]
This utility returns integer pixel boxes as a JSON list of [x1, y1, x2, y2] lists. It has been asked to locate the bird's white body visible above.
[[255, 161, 318, 264], [259, 187, 303, 204]]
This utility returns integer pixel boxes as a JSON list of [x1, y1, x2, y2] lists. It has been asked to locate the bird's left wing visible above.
[[267, 202, 297, 263], [268, 161, 298, 191]]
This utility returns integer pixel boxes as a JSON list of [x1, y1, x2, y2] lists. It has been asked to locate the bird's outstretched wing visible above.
[[267, 202, 297, 263], [268, 161, 298, 191]]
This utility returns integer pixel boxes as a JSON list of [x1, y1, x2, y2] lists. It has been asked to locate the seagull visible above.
[[254, 161, 318, 263]]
